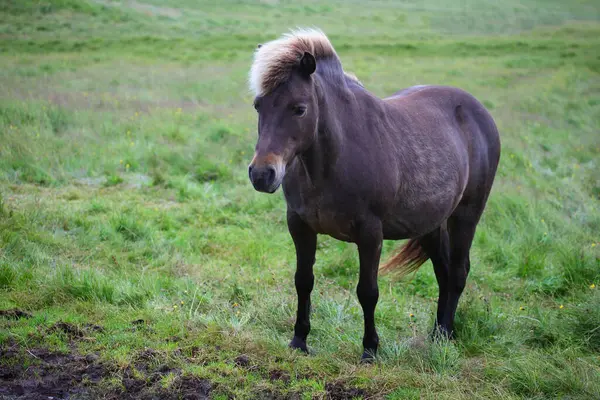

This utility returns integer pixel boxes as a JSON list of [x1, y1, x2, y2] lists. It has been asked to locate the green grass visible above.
[[1, 0, 599, 398]]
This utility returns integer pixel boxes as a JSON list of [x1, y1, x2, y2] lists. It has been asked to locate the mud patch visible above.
[[0, 343, 212, 400], [0, 309, 32, 319], [234, 354, 251, 367], [0, 346, 107, 399], [50, 321, 104, 338], [0, 342, 368, 399], [269, 369, 291, 384], [325, 381, 366, 400]]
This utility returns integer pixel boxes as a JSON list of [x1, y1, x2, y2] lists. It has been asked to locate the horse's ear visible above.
[[299, 52, 316, 76], [257, 44, 262, 49]]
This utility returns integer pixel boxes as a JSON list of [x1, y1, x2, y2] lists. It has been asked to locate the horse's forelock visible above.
[[249, 28, 339, 97]]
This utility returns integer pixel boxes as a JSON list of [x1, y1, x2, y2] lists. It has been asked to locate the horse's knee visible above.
[[294, 272, 314, 293], [356, 283, 379, 307]]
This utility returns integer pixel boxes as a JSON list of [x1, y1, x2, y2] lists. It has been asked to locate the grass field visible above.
[[1, 0, 599, 398]]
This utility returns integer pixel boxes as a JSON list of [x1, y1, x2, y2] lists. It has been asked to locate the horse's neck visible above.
[[297, 76, 349, 183]]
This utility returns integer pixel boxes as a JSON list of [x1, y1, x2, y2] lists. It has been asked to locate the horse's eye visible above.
[[292, 105, 307, 117], [253, 102, 260, 111]]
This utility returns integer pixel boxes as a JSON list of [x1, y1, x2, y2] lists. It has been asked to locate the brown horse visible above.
[[248, 29, 500, 361]]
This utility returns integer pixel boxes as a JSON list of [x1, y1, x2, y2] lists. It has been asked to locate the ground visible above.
[[0, 0, 599, 399]]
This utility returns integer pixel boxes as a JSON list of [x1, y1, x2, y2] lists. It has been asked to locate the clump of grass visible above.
[[454, 292, 504, 354], [0, 263, 17, 289], [500, 350, 599, 398], [111, 212, 151, 242], [566, 289, 600, 351], [425, 338, 461, 375]]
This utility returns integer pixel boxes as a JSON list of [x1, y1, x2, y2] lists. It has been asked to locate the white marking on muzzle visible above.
[[269, 161, 286, 192]]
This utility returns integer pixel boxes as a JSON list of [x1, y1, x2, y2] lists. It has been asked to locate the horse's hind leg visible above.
[[417, 225, 451, 337], [440, 203, 483, 337]]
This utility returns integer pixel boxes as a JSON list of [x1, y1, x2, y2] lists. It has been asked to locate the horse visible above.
[[247, 29, 500, 361]]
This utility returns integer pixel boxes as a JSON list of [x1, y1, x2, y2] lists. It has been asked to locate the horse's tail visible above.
[[379, 238, 429, 278]]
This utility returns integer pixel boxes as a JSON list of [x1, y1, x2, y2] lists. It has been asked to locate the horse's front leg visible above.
[[356, 218, 383, 362], [287, 211, 317, 353]]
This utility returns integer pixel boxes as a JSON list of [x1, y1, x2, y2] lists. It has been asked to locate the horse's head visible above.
[[248, 51, 319, 193]]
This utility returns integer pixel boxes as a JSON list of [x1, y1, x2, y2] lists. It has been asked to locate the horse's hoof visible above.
[[360, 350, 376, 364], [289, 336, 309, 354], [431, 325, 454, 340]]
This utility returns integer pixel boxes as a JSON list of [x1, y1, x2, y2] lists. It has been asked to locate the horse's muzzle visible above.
[[249, 164, 280, 193]]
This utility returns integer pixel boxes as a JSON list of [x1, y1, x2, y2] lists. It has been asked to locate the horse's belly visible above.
[[383, 188, 462, 239], [295, 205, 355, 242]]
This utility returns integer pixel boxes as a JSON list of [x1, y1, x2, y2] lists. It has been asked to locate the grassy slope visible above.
[[1, 0, 599, 398]]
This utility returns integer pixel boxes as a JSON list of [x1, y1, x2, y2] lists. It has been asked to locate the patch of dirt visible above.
[[325, 381, 366, 400], [233, 354, 260, 372], [0, 343, 212, 400], [0, 346, 107, 400], [125, 173, 152, 189], [0, 309, 32, 319], [74, 176, 107, 187], [129, 319, 155, 334], [0, 341, 368, 399], [106, 371, 211, 400], [50, 321, 104, 338], [269, 369, 290, 384], [234, 354, 251, 367]]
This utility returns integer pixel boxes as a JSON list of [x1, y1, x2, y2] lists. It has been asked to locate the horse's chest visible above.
[[284, 187, 356, 242]]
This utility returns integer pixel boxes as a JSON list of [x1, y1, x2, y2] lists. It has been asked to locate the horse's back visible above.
[[386, 85, 431, 99], [380, 85, 500, 237], [386, 85, 500, 171], [387, 85, 500, 151]]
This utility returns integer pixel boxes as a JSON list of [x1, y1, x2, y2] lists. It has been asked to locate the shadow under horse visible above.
[[247, 29, 501, 361]]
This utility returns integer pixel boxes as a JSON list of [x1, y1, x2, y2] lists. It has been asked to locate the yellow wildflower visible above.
[[519, 306, 525, 311], [591, 283, 596, 289], [559, 305, 564, 309]]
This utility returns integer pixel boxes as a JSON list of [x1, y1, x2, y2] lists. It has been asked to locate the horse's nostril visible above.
[[266, 166, 276, 185], [249, 165, 279, 192]]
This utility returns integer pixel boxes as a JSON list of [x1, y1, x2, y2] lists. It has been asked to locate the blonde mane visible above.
[[249, 28, 360, 96]]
